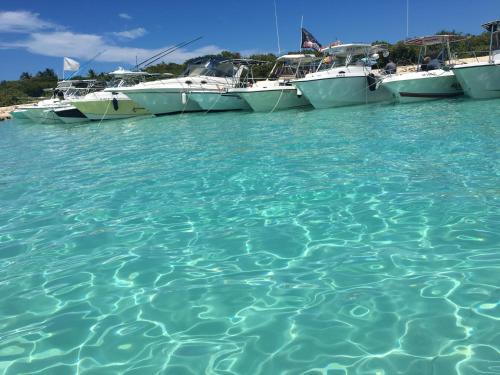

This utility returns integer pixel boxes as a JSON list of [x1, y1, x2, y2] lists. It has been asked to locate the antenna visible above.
[[406, 0, 409, 39], [300, 15, 304, 51], [274, 0, 281, 55]]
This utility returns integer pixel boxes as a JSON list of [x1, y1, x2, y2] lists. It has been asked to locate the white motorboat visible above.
[[117, 57, 247, 115], [292, 44, 393, 108], [52, 105, 89, 124], [69, 68, 153, 122], [452, 20, 500, 99], [21, 80, 105, 123], [188, 59, 266, 112], [229, 54, 317, 112], [380, 35, 463, 102], [189, 90, 250, 112]]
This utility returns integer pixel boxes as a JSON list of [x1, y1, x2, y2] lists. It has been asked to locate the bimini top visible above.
[[482, 20, 500, 32], [320, 43, 386, 57], [277, 54, 316, 62], [220, 58, 268, 66], [405, 35, 463, 46]]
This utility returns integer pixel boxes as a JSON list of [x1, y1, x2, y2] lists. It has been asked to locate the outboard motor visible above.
[[367, 73, 378, 91]]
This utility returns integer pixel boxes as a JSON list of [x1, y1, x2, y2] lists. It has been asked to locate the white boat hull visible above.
[[234, 86, 310, 112], [72, 97, 150, 120], [54, 106, 89, 124], [293, 75, 393, 108], [122, 90, 201, 115], [23, 107, 63, 124], [381, 70, 463, 103], [10, 110, 30, 120], [452, 63, 500, 99], [189, 91, 250, 112]]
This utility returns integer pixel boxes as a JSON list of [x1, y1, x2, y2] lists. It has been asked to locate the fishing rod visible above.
[[141, 37, 202, 68], [68, 50, 106, 79], [136, 36, 203, 69]]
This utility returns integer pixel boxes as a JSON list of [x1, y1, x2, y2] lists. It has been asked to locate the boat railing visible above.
[[451, 50, 491, 64]]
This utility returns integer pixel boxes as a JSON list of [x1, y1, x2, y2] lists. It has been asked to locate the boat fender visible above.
[[112, 98, 119, 111], [296, 88, 303, 97], [181, 92, 187, 105], [367, 73, 377, 91]]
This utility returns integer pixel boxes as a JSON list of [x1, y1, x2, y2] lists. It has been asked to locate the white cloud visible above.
[[112, 27, 147, 40], [2, 31, 222, 65], [0, 10, 60, 33], [119, 13, 132, 20], [0, 11, 223, 67]]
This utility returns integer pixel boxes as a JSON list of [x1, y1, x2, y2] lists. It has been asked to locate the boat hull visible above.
[[452, 63, 500, 99], [72, 98, 150, 120], [293, 75, 393, 108], [234, 87, 310, 112], [10, 110, 30, 120], [121, 90, 202, 115], [23, 107, 63, 124], [189, 91, 250, 112], [54, 107, 89, 124], [381, 70, 463, 103]]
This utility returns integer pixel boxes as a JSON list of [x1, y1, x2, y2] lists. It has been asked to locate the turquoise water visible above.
[[0, 100, 499, 375]]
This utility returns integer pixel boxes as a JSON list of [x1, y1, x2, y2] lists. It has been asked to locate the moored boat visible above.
[[189, 59, 267, 112], [230, 54, 318, 112], [117, 57, 247, 115], [380, 35, 463, 103], [21, 80, 105, 123], [452, 20, 500, 99], [292, 44, 393, 108], [70, 68, 152, 121]]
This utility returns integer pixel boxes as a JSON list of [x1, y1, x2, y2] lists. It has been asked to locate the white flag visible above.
[[63, 57, 80, 71]]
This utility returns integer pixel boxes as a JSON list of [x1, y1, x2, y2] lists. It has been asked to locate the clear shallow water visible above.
[[0, 100, 499, 375]]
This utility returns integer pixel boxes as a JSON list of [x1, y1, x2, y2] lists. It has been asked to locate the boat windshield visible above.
[[317, 54, 379, 70], [53, 81, 105, 99], [269, 59, 319, 79], [107, 76, 147, 88], [416, 45, 450, 71], [182, 59, 235, 78]]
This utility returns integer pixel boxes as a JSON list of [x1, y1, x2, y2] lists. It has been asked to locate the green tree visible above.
[[88, 69, 97, 79], [35, 68, 58, 80], [19, 72, 32, 80]]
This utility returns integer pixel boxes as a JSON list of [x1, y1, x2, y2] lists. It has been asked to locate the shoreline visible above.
[[0, 105, 17, 121]]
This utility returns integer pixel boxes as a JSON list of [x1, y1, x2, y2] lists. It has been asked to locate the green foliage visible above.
[[35, 68, 58, 80], [220, 50, 241, 59], [247, 53, 277, 79], [144, 62, 185, 76], [19, 72, 32, 80], [0, 73, 58, 106]]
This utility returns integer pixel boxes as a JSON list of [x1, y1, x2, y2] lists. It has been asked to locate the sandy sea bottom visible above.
[[0, 99, 499, 374]]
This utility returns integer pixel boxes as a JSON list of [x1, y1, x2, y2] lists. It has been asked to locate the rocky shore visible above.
[[0, 105, 16, 121]]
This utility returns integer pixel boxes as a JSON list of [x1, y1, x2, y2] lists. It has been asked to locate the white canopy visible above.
[[109, 67, 152, 77], [277, 54, 316, 62], [405, 35, 463, 46], [321, 43, 379, 57]]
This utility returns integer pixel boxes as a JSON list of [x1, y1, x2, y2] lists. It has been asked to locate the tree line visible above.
[[1, 29, 492, 107]]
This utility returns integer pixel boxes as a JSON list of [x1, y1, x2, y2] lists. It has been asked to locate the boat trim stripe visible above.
[[399, 91, 463, 98]]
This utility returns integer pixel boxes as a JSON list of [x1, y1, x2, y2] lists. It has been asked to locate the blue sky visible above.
[[0, 0, 498, 80]]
